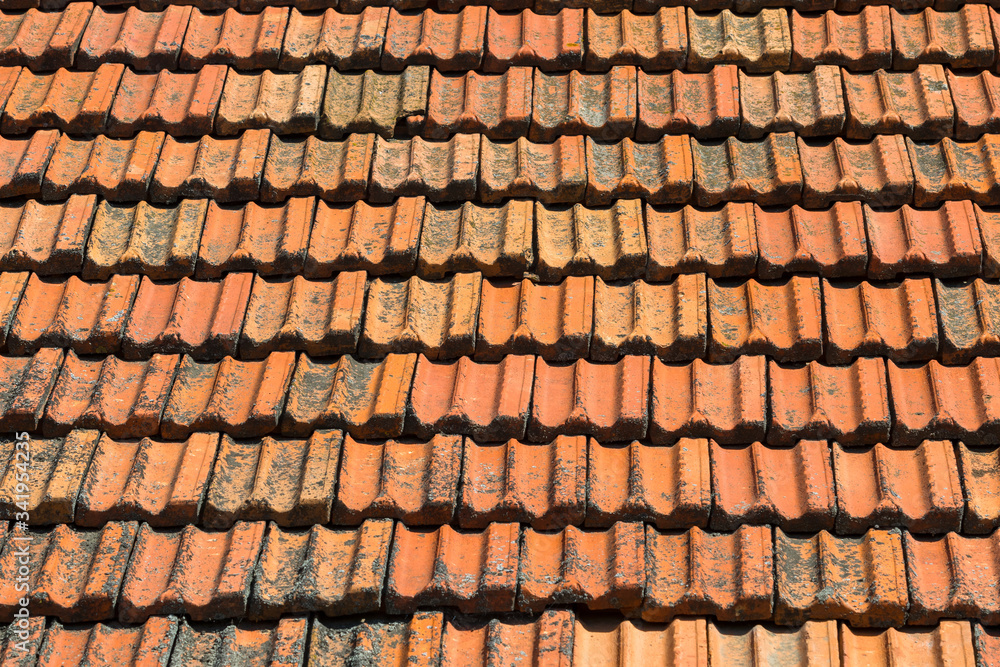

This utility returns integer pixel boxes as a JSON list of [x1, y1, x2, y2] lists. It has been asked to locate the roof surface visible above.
[[0, 0, 999, 665]]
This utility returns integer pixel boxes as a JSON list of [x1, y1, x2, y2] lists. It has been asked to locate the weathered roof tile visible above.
[[321, 66, 428, 139], [636, 67, 740, 141], [754, 202, 867, 279], [842, 622, 976, 666], [646, 202, 757, 281], [150, 130, 269, 203], [739, 67, 844, 139], [957, 443, 1000, 534], [0, 349, 62, 432], [0, 4, 93, 70], [442, 610, 573, 667], [280, 7, 389, 71], [180, 7, 288, 70], [383, 7, 486, 71], [790, 7, 892, 71], [309, 613, 443, 667], [371, 134, 480, 203], [586, 8, 687, 71], [530, 67, 636, 142], [843, 65, 954, 140], [425, 68, 532, 141], [586, 136, 693, 206], [949, 70, 1000, 140], [891, 6, 995, 69], [798, 135, 914, 207], [687, 9, 791, 73], [76, 6, 191, 70], [536, 200, 647, 281], [937, 278, 1000, 364], [480, 136, 587, 204], [417, 200, 533, 279], [483, 8, 582, 72], [0, 131, 59, 198], [905, 531, 1000, 624], [261, 134, 373, 202], [107, 66, 227, 137], [908, 135, 1000, 207], [217, 66, 325, 135], [2, 63, 123, 134], [692, 133, 803, 206]]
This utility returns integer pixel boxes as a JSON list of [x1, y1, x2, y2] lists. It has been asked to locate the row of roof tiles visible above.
[[12, 130, 1000, 207], [5, 270, 1000, 365], [3, 5, 1000, 74], [9, 63, 1000, 143], [0, 349, 999, 445], [3, 614, 990, 667], [4, 519, 1000, 626], [5, 430, 999, 535], [5, 196, 999, 283]]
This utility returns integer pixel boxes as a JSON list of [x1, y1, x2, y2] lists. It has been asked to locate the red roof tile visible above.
[[417, 200, 533, 279], [280, 7, 389, 71], [949, 70, 1000, 140], [151, 130, 268, 203], [888, 357, 1000, 446], [304, 198, 423, 277], [0, 348, 62, 431], [535, 200, 647, 281], [775, 528, 907, 627], [386, 522, 520, 614], [180, 7, 288, 70], [692, 133, 803, 206], [708, 276, 822, 363], [84, 199, 207, 280], [530, 356, 650, 442], [202, 430, 341, 529], [282, 353, 416, 438], [309, 612, 443, 666], [30, 616, 178, 666], [0, 521, 136, 623], [425, 68, 532, 141], [371, 134, 479, 203], [262, 134, 373, 202], [0, 4, 93, 70], [217, 66, 324, 135], [44, 131, 165, 201], [530, 67, 635, 142], [42, 351, 177, 438], [909, 135, 1000, 207], [708, 619, 839, 665], [170, 617, 308, 667], [459, 436, 585, 529], [250, 519, 392, 619], [76, 6, 191, 70], [442, 609, 573, 667], [482, 8, 583, 72], [739, 67, 845, 139], [769, 357, 890, 446], [0, 196, 95, 275], [843, 65, 954, 140], [842, 622, 976, 666], [572, 615, 708, 667], [586, 136, 693, 206], [906, 531, 1000, 624], [650, 356, 767, 445], [108, 66, 227, 137], [383, 7, 486, 71], [822, 277, 938, 363], [241, 271, 365, 358], [320, 67, 428, 139], [334, 433, 460, 526], [957, 443, 1000, 534], [799, 135, 914, 207], [587, 438, 710, 530], [76, 432, 217, 527], [646, 202, 756, 280], [687, 9, 791, 73], [585, 8, 687, 71], [0, 130, 58, 198], [864, 202, 982, 279], [975, 204, 1000, 280], [519, 522, 645, 612], [407, 354, 533, 441], [2, 63, 122, 134], [833, 441, 963, 535], [754, 202, 867, 279], [644, 525, 773, 622], [118, 521, 265, 623], [710, 440, 836, 532], [481, 135, 587, 204], [891, 6, 994, 69], [361, 273, 481, 359], [636, 67, 740, 141], [790, 8, 892, 71], [592, 274, 706, 361], [0, 430, 97, 525], [160, 352, 295, 438], [477, 275, 593, 361]]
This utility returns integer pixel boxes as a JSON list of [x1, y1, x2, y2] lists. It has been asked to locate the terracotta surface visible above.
[[891, 6, 994, 69], [531, 67, 636, 142], [646, 202, 756, 280], [864, 202, 983, 279], [2, 63, 123, 134], [905, 531, 1000, 624], [755, 202, 867, 279], [535, 200, 647, 281], [843, 65, 954, 139], [586, 9, 687, 71], [483, 8, 583, 72], [790, 8, 892, 71], [383, 7, 486, 71], [687, 9, 791, 73], [76, 6, 190, 70], [280, 7, 389, 71], [739, 67, 845, 139], [180, 7, 288, 70], [0, 195, 96, 275], [108, 66, 226, 136], [321, 66, 428, 139], [480, 135, 586, 204], [636, 67, 740, 140], [0, 4, 92, 70], [425, 68, 532, 140], [418, 200, 533, 278], [692, 133, 803, 206], [217, 66, 324, 135]]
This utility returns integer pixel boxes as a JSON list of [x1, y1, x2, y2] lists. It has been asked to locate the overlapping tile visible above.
[[282, 353, 416, 438], [937, 279, 1000, 362], [798, 135, 914, 207], [585, 9, 687, 71], [822, 277, 938, 363], [949, 71, 1000, 140], [280, 7, 389, 71], [480, 136, 586, 204], [646, 203, 756, 280], [262, 134, 373, 202], [841, 622, 976, 666], [585, 136, 694, 206], [535, 200, 647, 281], [519, 522, 645, 613], [0, 348, 62, 432], [407, 354, 533, 441], [442, 610, 573, 667], [417, 200, 533, 279], [755, 203, 867, 279], [0, 197, 94, 275], [459, 436, 585, 529], [864, 202, 982, 279], [906, 532, 1000, 624], [118, 521, 265, 623], [383, 7, 486, 71], [0, 131, 57, 198], [687, 9, 791, 73], [692, 133, 803, 206], [586, 438, 711, 529], [250, 519, 392, 619], [636, 67, 740, 140], [769, 357, 890, 446], [739, 67, 845, 139], [0, 4, 92, 70], [650, 356, 767, 445], [75, 432, 217, 527], [321, 67, 428, 139], [2, 64, 123, 134], [530, 67, 635, 142], [107, 66, 227, 137], [571, 615, 708, 667], [28, 617, 179, 666], [386, 522, 520, 614], [711, 440, 835, 532], [164, 617, 307, 667], [790, 8, 892, 71], [958, 444, 1000, 534], [775, 528, 907, 627], [483, 8, 582, 72], [425, 68, 532, 141], [843, 65, 954, 140], [150, 130, 269, 203], [909, 135, 1000, 207], [217, 66, 324, 135], [371, 134, 479, 203], [180, 7, 288, 70], [76, 6, 191, 70], [203, 430, 341, 529], [891, 6, 994, 69], [42, 131, 165, 202], [644, 525, 773, 622]]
